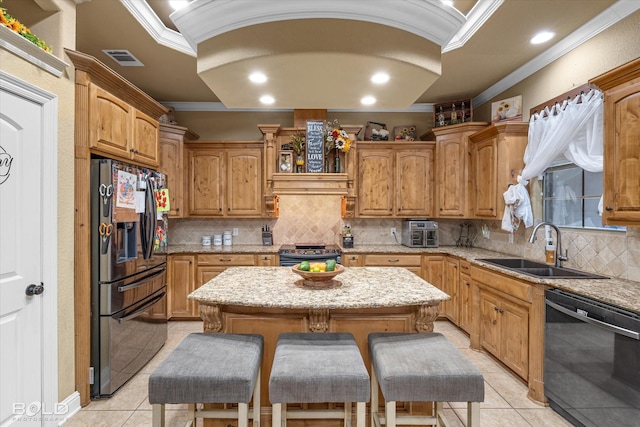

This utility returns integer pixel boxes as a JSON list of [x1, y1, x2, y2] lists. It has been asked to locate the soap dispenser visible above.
[[544, 225, 555, 265]]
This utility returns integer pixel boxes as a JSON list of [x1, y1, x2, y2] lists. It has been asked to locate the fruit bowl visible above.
[[291, 264, 345, 289]]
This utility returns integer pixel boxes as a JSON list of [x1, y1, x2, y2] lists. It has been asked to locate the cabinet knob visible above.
[[605, 206, 613, 211]]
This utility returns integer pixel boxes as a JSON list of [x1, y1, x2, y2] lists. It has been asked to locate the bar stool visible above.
[[368, 332, 484, 427], [269, 332, 370, 427], [148, 333, 263, 427]]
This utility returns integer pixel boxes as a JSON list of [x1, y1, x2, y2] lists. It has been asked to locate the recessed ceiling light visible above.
[[530, 31, 555, 45], [361, 96, 376, 105], [371, 72, 390, 84], [259, 95, 275, 105], [169, 0, 190, 11], [249, 72, 267, 84]]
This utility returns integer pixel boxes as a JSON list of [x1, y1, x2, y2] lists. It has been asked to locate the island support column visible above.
[[415, 303, 440, 332]]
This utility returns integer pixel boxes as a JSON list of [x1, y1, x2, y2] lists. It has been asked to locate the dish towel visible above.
[[501, 176, 533, 233]]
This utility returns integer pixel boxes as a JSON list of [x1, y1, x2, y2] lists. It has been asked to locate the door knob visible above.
[[25, 283, 44, 296]]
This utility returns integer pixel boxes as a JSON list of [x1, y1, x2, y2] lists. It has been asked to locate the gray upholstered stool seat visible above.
[[148, 333, 263, 427], [269, 332, 370, 427], [369, 332, 484, 427]]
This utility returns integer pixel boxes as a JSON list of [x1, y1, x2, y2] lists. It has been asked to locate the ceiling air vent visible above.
[[102, 50, 144, 67]]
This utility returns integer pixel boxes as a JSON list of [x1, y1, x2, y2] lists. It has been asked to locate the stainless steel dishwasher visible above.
[[545, 289, 640, 427]]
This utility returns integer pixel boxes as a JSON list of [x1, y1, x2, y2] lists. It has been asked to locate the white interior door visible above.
[[0, 78, 46, 426]]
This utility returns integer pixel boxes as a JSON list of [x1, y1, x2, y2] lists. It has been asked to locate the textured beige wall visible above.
[[474, 10, 640, 121], [0, 0, 77, 402]]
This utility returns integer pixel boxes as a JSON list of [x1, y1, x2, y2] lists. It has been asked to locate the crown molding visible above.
[[473, 0, 640, 107], [0, 25, 68, 76], [163, 102, 434, 113], [443, 0, 503, 53]]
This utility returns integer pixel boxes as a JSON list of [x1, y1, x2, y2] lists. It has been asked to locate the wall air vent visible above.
[[102, 49, 144, 67]]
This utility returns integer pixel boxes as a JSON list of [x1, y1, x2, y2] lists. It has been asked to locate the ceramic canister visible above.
[[201, 235, 212, 246], [213, 234, 222, 246], [223, 231, 232, 246]]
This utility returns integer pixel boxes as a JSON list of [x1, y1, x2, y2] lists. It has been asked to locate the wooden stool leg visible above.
[[152, 404, 165, 427], [252, 367, 261, 427], [344, 402, 351, 427], [435, 401, 444, 427], [468, 402, 480, 427], [356, 402, 366, 427], [272, 403, 282, 427], [370, 366, 379, 427], [238, 403, 248, 427], [386, 401, 396, 427]]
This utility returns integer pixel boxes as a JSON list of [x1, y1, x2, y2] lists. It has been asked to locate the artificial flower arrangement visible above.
[[323, 119, 352, 154], [0, 0, 52, 53]]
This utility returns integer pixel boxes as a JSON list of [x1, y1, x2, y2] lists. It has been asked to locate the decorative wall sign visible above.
[[305, 120, 324, 173], [491, 95, 523, 123], [0, 144, 14, 185]]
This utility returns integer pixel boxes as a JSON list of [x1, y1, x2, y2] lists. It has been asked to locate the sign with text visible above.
[[306, 120, 324, 173]]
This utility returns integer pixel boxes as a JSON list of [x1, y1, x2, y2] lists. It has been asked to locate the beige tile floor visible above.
[[65, 320, 573, 427]]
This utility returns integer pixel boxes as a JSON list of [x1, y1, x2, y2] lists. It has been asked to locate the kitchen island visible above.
[[189, 266, 449, 418], [189, 266, 449, 333]]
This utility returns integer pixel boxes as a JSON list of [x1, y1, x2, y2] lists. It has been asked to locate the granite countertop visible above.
[[170, 243, 640, 313], [169, 244, 278, 254], [188, 266, 450, 309], [344, 245, 640, 313]]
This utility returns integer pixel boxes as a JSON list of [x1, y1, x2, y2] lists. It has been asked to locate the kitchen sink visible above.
[[476, 258, 609, 279]]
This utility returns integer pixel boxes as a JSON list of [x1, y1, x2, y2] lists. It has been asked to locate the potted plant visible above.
[[290, 131, 306, 173]]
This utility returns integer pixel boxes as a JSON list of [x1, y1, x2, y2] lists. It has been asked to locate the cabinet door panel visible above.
[[227, 149, 262, 216], [168, 255, 195, 319], [438, 137, 465, 216], [396, 148, 434, 217], [459, 274, 472, 333], [479, 291, 500, 358], [358, 150, 394, 216], [187, 149, 224, 216], [444, 257, 459, 323], [90, 85, 131, 156], [500, 299, 529, 379], [473, 139, 497, 217], [158, 136, 183, 217], [132, 109, 159, 166]]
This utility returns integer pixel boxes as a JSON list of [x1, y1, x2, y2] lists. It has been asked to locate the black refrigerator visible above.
[[90, 158, 168, 398]]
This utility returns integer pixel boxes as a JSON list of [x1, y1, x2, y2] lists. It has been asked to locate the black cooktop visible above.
[[279, 243, 341, 255]]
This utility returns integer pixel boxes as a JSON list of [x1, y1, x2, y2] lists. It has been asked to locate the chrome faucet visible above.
[[528, 222, 568, 267]]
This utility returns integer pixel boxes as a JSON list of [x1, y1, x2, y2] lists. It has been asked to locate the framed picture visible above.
[[491, 95, 523, 123], [278, 151, 293, 173]]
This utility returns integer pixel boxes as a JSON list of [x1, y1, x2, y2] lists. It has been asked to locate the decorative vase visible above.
[[334, 150, 341, 173], [295, 157, 305, 173], [325, 157, 331, 173]]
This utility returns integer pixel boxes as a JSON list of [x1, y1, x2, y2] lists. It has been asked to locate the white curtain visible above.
[[501, 89, 604, 233], [522, 89, 604, 179]]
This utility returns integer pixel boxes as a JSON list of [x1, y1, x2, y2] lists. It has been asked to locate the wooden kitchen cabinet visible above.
[[458, 260, 472, 333], [168, 253, 277, 320], [428, 123, 488, 218], [469, 122, 528, 219], [357, 142, 435, 217], [89, 84, 160, 167], [443, 256, 460, 324], [167, 254, 196, 319], [342, 253, 363, 267], [591, 58, 640, 225], [472, 265, 532, 380], [479, 289, 529, 379], [422, 255, 447, 318], [158, 124, 199, 217], [185, 143, 263, 217], [364, 254, 422, 277]]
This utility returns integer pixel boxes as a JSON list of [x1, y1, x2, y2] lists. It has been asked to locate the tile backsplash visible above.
[[169, 194, 639, 281]]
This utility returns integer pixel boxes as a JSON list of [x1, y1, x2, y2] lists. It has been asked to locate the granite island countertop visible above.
[[188, 266, 450, 309]]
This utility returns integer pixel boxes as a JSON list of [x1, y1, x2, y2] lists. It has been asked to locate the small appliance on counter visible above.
[[262, 225, 273, 246], [401, 219, 439, 248], [342, 224, 354, 248]]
